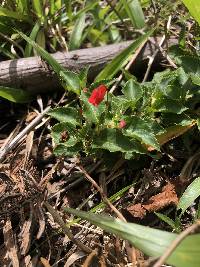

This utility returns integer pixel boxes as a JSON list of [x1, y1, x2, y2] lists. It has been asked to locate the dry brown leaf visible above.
[[143, 182, 178, 212], [35, 203, 46, 239], [82, 249, 98, 267], [147, 123, 195, 151], [127, 182, 178, 219], [64, 251, 86, 267], [127, 203, 146, 218], [19, 211, 33, 255], [40, 257, 51, 267], [23, 130, 34, 168], [3, 217, 20, 267]]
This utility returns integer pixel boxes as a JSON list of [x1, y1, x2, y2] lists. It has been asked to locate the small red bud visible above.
[[119, 120, 126, 128]]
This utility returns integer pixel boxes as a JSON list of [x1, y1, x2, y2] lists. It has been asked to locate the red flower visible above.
[[119, 119, 126, 128], [88, 85, 107, 106]]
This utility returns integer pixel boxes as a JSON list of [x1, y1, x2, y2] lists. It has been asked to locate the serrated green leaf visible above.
[[92, 128, 146, 154], [0, 86, 33, 103], [151, 97, 187, 114], [48, 107, 80, 125], [65, 208, 200, 267], [124, 117, 160, 150], [79, 66, 89, 89], [95, 30, 153, 81], [122, 79, 142, 102], [175, 56, 200, 75], [121, 0, 145, 29], [54, 142, 81, 157], [178, 177, 200, 216], [69, 13, 86, 50], [59, 70, 81, 94]]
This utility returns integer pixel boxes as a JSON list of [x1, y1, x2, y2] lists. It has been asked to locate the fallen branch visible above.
[[0, 38, 177, 93]]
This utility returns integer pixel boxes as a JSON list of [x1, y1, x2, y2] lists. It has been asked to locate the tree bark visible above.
[[0, 38, 177, 93]]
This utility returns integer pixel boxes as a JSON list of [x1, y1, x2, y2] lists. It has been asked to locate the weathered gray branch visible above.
[[0, 38, 177, 93]]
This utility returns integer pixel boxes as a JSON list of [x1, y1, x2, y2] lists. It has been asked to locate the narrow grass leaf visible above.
[[69, 13, 86, 50], [0, 86, 33, 103], [65, 208, 200, 267], [155, 212, 178, 231], [182, 0, 200, 26], [121, 0, 145, 28], [95, 30, 153, 81], [0, 7, 30, 22], [178, 177, 200, 216], [33, 0, 43, 19], [16, 30, 80, 94], [24, 21, 40, 57]]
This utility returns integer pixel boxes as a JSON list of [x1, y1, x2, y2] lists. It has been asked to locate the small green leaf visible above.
[[59, 70, 81, 94], [95, 30, 153, 81], [124, 117, 160, 151], [0, 86, 33, 103], [69, 13, 86, 50], [65, 208, 200, 267], [121, 0, 145, 29], [36, 28, 45, 49], [122, 79, 142, 102], [48, 107, 80, 125], [178, 177, 200, 217], [92, 128, 146, 154], [151, 97, 187, 114], [79, 66, 89, 89], [54, 143, 81, 157]]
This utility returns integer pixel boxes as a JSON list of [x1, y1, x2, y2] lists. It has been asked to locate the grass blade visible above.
[[182, 0, 200, 26], [0, 86, 33, 103], [16, 30, 81, 94], [178, 177, 200, 216], [95, 29, 153, 81], [24, 21, 40, 57], [121, 0, 145, 28], [65, 208, 200, 267], [69, 13, 86, 50], [0, 7, 30, 22]]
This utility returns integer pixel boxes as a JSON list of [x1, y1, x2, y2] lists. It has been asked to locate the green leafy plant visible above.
[[50, 63, 199, 159]]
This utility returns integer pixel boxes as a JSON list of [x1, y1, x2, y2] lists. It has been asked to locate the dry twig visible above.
[[77, 165, 126, 222], [0, 106, 50, 163]]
